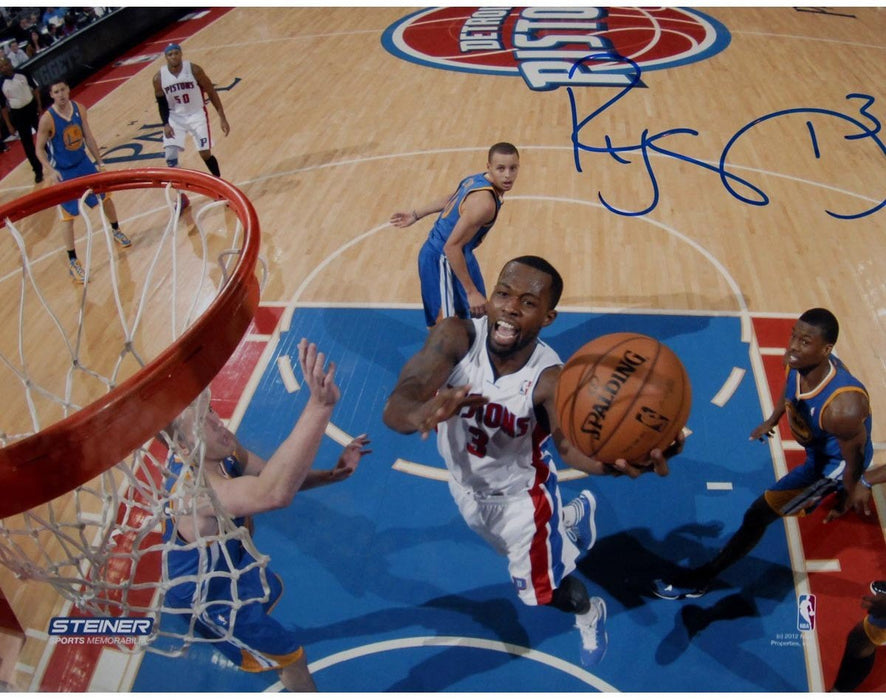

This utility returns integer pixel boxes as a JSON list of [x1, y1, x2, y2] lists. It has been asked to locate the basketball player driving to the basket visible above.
[[383, 255, 684, 667]]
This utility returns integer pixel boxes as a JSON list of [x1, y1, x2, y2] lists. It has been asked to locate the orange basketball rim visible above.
[[0, 168, 261, 518]]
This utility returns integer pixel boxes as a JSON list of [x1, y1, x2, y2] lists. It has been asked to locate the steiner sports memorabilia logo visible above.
[[382, 7, 731, 91]]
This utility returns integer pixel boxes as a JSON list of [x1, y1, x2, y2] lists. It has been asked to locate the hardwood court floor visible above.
[[0, 6, 883, 692]]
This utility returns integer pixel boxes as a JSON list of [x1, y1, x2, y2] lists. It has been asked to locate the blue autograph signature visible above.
[[567, 52, 886, 220]]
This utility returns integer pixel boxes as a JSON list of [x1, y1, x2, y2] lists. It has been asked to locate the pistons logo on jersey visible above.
[[382, 7, 731, 91], [62, 123, 85, 151]]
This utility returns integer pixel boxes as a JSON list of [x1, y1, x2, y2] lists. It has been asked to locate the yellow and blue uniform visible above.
[[162, 455, 304, 672], [417, 172, 501, 326], [46, 103, 106, 219], [864, 612, 886, 646], [766, 356, 873, 516]]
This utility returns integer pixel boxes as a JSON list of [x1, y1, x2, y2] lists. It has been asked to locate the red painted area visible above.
[[251, 304, 286, 336], [210, 306, 284, 420], [753, 316, 886, 691], [40, 439, 167, 692], [0, 591, 23, 636], [210, 340, 267, 420], [754, 316, 795, 350]]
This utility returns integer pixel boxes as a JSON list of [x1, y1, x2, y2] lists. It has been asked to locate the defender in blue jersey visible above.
[[830, 462, 886, 692], [830, 577, 886, 690], [653, 308, 874, 600], [390, 143, 520, 327], [35, 78, 130, 283], [162, 339, 370, 691]]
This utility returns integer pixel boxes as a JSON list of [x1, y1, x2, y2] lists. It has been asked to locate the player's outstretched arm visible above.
[[390, 193, 452, 228], [750, 400, 786, 441], [383, 317, 483, 438], [210, 339, 339, 516]]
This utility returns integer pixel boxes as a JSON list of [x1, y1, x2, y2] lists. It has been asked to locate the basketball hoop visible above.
[[0, 168, 261, 518], [0, 167, 272, 662]]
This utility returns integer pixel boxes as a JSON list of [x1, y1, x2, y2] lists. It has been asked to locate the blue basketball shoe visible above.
[[651, 577, 708, 600], [565, 490, 597, 551]]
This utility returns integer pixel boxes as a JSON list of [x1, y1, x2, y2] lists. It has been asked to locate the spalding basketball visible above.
[[555, 333, 691, 464]]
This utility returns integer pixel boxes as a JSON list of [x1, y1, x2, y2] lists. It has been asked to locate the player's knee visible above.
[[548, 574, 590, 614]]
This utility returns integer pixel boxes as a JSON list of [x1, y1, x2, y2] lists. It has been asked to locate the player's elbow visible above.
[[442, 241, 465, 257], [382, 401, 400, 431], [263, 490, 294, 511], [382, 398, 412, 434], [248, 484, 296, 513]]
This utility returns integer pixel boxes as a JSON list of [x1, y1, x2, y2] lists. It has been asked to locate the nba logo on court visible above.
[[797, 594, 816, 631]]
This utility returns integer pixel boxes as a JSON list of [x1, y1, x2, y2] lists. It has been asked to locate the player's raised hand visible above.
[[298, 338, 340, 407]]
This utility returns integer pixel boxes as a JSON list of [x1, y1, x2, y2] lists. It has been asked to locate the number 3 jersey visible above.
[[437, 318, 563, 496], [159, 60, 204, 118]]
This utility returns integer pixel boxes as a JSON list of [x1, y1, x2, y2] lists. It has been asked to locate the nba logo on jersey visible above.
[[512, 576, 527, 591], [797, 594, 816, 631]]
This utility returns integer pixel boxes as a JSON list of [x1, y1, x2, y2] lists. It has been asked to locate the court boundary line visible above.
[[263, 635, 619, 693]]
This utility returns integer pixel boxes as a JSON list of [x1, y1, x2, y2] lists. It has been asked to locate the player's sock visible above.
[[205, 155, 220, 177]]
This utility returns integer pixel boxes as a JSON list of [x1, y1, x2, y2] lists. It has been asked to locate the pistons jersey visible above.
[[437, 318, 562, 496], [783, 356, 873, 473], [160, 60, 204, 117]]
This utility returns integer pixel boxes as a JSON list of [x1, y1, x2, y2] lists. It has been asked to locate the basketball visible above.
[[555, 333, 691, 464]]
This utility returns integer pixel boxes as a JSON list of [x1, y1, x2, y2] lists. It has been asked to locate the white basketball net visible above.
[[0, 183, 271, 658]]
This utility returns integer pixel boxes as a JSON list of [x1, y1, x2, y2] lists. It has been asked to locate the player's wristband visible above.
[[860, 474, 873, 489]]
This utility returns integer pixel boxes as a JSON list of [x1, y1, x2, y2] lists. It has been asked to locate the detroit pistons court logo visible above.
[[382, 7, 731, 91]]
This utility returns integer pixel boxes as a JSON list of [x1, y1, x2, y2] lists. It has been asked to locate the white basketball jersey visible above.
[[437, 318, 563, 496], [160, 60, 204, 117]]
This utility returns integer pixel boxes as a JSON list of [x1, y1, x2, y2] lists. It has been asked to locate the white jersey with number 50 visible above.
[[437, 318, 563, 496], [160, 60, 204, 117]]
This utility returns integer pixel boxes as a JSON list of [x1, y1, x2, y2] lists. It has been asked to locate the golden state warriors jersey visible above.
[[425, 173, 501, 254], [784, 356, 873, 471]]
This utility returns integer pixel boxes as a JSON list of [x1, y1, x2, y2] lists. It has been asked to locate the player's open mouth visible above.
[[492, 320, 518, 344]]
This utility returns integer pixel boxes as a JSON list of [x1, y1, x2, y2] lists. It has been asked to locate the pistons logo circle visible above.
[[382, 7, 731, 91]]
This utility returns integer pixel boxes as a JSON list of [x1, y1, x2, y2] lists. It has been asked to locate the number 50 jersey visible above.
[[160, 60, 204, 118]]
